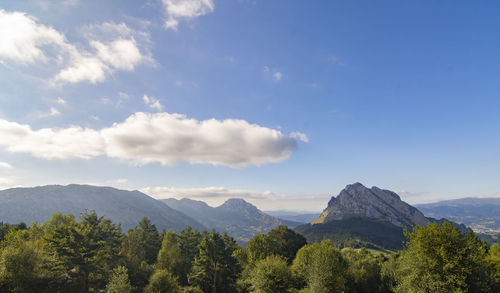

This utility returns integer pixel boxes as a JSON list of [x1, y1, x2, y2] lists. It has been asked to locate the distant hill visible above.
[[265, 210, 321, 224], [0, 185, 205, 232], [416, 197, 500, 233], [295, 183, 468, 251], [162, 198, 299, 242]]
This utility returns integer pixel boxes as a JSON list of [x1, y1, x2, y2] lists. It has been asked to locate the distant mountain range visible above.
[[265, 210, 321, 224], [416, 197, 500, 233], [0, 185, 204, 232], [163, 198, 301, 242], [0, 184, 298, 243], [0, 183, 496, 248], [295, 183, 469, 251]]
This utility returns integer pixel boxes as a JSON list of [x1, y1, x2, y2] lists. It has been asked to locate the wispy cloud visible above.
[[143, 94, 163, 111], [273, 72, 283, 81], [0, 112, 306, 168], [142, 185, 329, 211], [263, 65, 283, 82], [38, 107, 61, 118], [290, 131, 309, 143], [0, 162, 13, 169], [162, 0, 215, 31], [56, 97, 67, 105], [0, 10, 152, 85], [327, 54, 344, 66]]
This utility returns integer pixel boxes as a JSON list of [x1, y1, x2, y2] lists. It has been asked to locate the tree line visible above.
[[0, 211, 499, 292]]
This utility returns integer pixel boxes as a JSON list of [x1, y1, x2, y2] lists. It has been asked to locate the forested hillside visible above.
[[0, 211, 499, 293]]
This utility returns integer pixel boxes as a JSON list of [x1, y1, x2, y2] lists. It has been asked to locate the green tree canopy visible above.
[[106, 266, 133, 293], [145, 269, 180, 293], [395, 221, 492, 293], [248, 255, 295, 293], [157, 231, 182, 275], [292, 240, 348, 293], [188, 230, 241, 293], [45, 210, 122, 293]]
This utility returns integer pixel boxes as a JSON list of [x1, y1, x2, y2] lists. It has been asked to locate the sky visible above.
[[0, 0, 499, 211]]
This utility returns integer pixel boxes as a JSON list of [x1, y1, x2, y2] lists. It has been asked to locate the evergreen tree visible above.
[[137, 217, 162, 265], [178, 227, 202, 285], [188, 230, 241, 293], [120, 228, 152, 291], [106, 266, 133, 293], [45, 211, 122, 293], [157, 231, 182, 276]]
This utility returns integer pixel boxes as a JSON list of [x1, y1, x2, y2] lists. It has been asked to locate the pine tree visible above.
[[106, 266, 132, 293]]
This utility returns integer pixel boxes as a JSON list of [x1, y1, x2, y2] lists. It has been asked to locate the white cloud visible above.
[[101, 112, 299, 167], [0, 119, 103, 160], [56, 97, 67, 105], [91, 39, 144, 71], [273, 71, 283, 81], [143, 94, 163, 111], [38, 107, 61, 118], [100, 97, 113, 105], [142, 185, 329, 211], [162, 0, 215, 30], [290, 131, 309, 143], [54, 56, 109, 84], [0, 10, 151, 85], [0, 162, 13, 169], [0, 177, 17, 191], [0, 10, 66, 63], [0, 112, 305, 167], [143, 186, 272, 200]]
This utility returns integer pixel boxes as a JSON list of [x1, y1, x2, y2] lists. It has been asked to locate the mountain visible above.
[[0, 185, 205, 232], [416, 197, 500, 233], [296, 183, 443, 251], [162, 198, 299, 242], [314, 183, 429, 227], [265, 210, 321, 224]]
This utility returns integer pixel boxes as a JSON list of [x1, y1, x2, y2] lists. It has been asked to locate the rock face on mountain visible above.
[[0, 185, 205, 232], [296, 183, 439, 251], [163, 198, 295, 243], [315, 183, 429, 227]]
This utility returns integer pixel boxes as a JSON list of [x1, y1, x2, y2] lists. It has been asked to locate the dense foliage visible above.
[[0, 213, 499, 293]]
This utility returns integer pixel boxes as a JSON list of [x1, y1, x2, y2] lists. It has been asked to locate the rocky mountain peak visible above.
[[316, 183, 429, 227], [219, 198, 258, 211]]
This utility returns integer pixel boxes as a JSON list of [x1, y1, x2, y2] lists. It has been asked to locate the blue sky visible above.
[[0, 0, 499, 211]]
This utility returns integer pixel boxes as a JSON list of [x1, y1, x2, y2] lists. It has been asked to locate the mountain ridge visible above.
[[162, 197, 300, 242], [0, 184, 205, 232]]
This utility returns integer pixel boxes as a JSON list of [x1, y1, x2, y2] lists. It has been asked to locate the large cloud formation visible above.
[[0, 112, 307, 167], [0, 10, 151, 85]]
